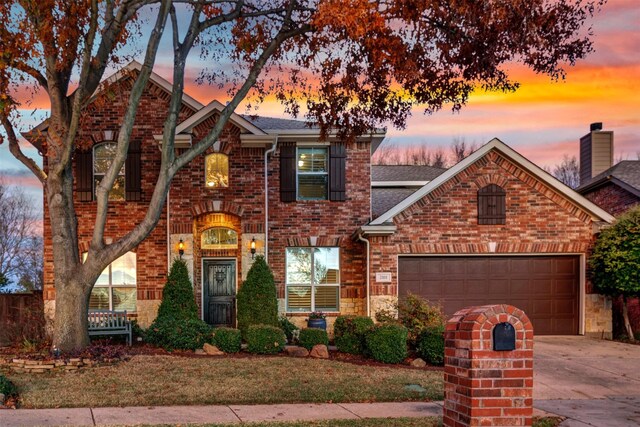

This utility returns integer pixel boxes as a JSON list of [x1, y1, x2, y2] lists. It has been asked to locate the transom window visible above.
[[286, 247, 340, 312], [87, 252, 137, 312], [93, 142, 125, 201], [201, 227, 238, 250], [205, 153, 229, 188], [297, 147, 328, 200]]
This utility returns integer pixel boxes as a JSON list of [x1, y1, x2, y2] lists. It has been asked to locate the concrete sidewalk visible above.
[[1, 401, 443, 426]]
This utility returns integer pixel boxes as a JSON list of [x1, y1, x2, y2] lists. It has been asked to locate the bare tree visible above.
[[450, 137, 478, 163], [16, 237, 44, 292], [550, 155, 581, 189], [0, 182, 38, 292]]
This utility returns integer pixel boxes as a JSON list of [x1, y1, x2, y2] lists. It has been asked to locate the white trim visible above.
[[200, 257, 238, 325], [395, 253, 586, 336], [175, 100, 267, 136], [371, 181, 429, 187], [370, 138, 616, 225], [359, 224, 397, 236]]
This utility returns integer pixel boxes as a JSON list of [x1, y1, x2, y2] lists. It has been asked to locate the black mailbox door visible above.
[[493, 322, 516, 351]]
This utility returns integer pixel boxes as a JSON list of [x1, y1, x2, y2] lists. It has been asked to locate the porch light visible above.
[[250, 238, 256, 259], [178, 239, 185, 258]]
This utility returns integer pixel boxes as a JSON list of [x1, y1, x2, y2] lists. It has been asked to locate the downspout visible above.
[[264, 136, 278, 263], [357, 232, 371, 318], [166, 188, 171, 270]]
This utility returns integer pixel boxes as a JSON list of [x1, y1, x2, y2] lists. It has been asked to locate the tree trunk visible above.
[[53, 278, 91, 352], [622, 295, 635, 342]]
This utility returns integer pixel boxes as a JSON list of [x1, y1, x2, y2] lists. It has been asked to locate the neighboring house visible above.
[[25, 63, 615, 338], [576, 123, 640, 215]]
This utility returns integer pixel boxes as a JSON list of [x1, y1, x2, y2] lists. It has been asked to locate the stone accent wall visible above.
[[444, 304, 534, 427], [581, 182, 640, 216], [368, 150, 609, 336], [170, 233, 194, 280], [585, 294, 613, 339], [136, 299, 161, 328]]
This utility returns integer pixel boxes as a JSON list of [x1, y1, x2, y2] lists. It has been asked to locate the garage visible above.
[[398, 255, 580, 335]]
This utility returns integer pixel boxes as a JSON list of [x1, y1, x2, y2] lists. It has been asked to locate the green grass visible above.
[[5, 355, 443, 408]]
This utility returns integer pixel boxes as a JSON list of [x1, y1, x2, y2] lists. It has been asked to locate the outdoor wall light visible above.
[[178, 239, 185, 258], [250, 238, 256, 259]]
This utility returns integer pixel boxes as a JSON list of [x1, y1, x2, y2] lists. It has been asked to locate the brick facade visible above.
[[581, 182, 640, 216], [367, 150, 610, 337]]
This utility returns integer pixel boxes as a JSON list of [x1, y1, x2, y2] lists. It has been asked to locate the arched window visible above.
[[478, 184, 506, 225], [205, 153, 229, 188], [86, 251, 137, 312], [94, 142, 125, 200], [201, 227, 238, 249]]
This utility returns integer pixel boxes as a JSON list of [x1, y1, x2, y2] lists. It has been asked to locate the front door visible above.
[[203, 260, 236, 327]]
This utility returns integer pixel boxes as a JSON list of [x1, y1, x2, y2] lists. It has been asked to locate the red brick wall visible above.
[[369, 150, 596, 298], [581, 182, 640, 217]]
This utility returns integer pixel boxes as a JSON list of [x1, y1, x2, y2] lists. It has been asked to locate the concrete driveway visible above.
[[534, 336, 640, 426]]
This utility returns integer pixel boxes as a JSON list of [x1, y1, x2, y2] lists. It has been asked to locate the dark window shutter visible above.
[[126, 140, 142, 201], [75, 148, 93, 202], [280, 143, 296, 202], [329, 143, 346, 201], [478, 184, 506, 225]]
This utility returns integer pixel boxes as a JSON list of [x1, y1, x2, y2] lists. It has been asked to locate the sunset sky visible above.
[[1, 0, 639, 213]]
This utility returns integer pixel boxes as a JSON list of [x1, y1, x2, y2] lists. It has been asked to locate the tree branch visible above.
[[0, 115, 46, 183]]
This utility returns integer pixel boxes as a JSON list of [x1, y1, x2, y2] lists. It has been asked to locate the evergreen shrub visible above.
[[298, 328, 329, 350], [365, 323, 408, 364], [334, 315, 374, 354], [237, 256, 278, 338], [246, 324, 286, 354]]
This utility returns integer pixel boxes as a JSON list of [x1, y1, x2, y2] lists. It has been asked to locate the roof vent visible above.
[[590, 122, 603, 132]]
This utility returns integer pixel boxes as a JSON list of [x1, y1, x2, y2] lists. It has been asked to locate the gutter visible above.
[[264, 136, 278, 263], [356, 233, 371, 318]]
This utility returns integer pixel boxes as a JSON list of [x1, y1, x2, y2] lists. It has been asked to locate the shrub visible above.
[[398, 294, 445, 348], [146, 259, 213, 350], [212, 327, 242, 353], [298, 328, 329, 350], [246, 324, 286, 354], [334, 315, 374, 354], [365, 323, 408, 364], [417, 325, 445, 365], [237, 256, 278, 338], [145, 317, 212, 351], [0, 374, 18, 398], [279, 316, 299, 343]]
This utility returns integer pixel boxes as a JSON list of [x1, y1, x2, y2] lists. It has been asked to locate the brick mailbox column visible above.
[[443, 304, 534, 427]]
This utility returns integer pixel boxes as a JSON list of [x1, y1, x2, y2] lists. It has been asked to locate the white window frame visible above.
[[285, 247, 340, 312], [93, 142, 125, 201], [296, 147, 328, 200], [85, 252, 137, 312]]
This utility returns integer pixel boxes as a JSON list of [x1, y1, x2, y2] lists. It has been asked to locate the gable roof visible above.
[[372, 165, 446, 183], [577, 160, 640, 197], [241, 115, 315, 131], [369, 138, 616, 225], [174, 100, 268, 136]]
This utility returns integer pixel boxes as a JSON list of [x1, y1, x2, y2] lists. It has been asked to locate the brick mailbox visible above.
[[443, 304, 534, 427]]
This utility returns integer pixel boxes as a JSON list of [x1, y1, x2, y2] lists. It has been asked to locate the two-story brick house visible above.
[[27, 62, 616, 337]]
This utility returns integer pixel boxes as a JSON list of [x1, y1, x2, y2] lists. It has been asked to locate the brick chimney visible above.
[[580, 122, 614, 186]]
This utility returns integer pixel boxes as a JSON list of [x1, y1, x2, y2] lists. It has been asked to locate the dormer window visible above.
[[478, 184, 506, 225], [205, 153, 229, 188], [94, 142, 125, 201]]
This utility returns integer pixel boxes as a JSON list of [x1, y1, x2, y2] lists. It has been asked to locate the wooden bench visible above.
[[88, 310, 132, 346]]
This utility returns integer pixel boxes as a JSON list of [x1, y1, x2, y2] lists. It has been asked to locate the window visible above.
[[205, 153, 229, 188], [202, 227, 238, 250], [286, 247, 340, 312], [88, 252, 137, 312], [297, 147, 328, 200], [478, 184, 506, 225], [93, 142, 125, 201]]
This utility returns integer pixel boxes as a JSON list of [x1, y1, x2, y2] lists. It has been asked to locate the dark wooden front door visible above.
[[203, 260, 236, 327]]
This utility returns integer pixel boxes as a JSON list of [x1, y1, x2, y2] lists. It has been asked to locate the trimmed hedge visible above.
[[298, 328, 329, 350], [212, 327, 242, 353], [237, 256, 279, 338], [246, 324, 286, 354], [417, 325, 445, 366], [365, 323, 408, 364], [279, 316, 299, 343], [145, 317, 212, 351], [334, 315, 374, 354], [156, 259, 199, 321], [0, 374, 17, 398]]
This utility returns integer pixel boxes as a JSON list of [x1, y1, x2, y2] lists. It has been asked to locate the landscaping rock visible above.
[[285, 346, 309, 357], [309, 344, 329, 359], [411, 358, 427, 368], [203, 343, 224, 356], [0, 393, 5, 405], [195, 349, 205, 355]]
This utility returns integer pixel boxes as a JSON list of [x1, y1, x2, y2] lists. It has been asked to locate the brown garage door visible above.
[[398, 256, 580, 335]]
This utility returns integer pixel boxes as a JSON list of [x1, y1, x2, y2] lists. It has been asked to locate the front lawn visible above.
[[5, 355, 443, 408]]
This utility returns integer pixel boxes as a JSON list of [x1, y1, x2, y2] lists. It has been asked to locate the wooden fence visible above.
[[0, 291, 44, 346]]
